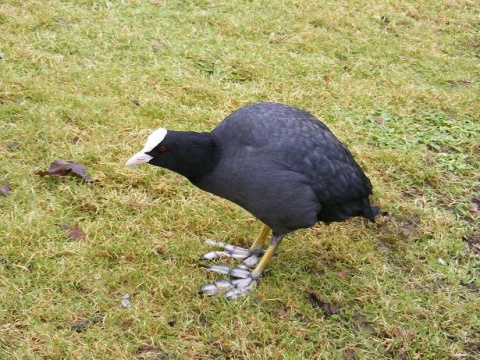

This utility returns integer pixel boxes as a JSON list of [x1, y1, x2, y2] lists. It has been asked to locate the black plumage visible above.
[[127, 102, 377, 298]]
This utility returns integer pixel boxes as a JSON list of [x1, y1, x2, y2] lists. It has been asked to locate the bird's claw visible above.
[[200, 239, 262, 260], [199, 240, 262, 298], [225, 277, 257, 299], [199, 276, 258, 299], [199, 279, 233, 296], [200, 239, 263, 268], [202, 263, 251, 278]]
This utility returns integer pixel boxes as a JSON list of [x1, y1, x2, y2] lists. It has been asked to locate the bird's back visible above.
[[212, 102, 334, 148], [205, 102, 375, 230]]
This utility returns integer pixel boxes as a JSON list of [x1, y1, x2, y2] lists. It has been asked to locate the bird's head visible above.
[[125, 127, 168, 167], [126, 127, 219, 181]]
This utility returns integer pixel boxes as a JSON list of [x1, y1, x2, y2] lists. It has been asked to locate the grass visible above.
[[1, 0, 479, 358]]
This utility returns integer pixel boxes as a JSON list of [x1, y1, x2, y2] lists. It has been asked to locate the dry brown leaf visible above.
[[70, 316, 101, 332], [372, 116, 385, 125], [308, 292, 339, 315], [36, 160, 94, 183], [468, 204, 478, 214], [70, 319, 92, 332], [462, 235, 480, 255], [0, 180, 11, 196], [135, 345, 170, 360], [68, 224, 84, 241]]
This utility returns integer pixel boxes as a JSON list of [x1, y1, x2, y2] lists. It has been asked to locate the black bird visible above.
[[126, 102, 377, 299]]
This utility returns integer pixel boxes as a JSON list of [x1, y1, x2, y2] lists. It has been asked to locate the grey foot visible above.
[[199, 240, 264, 299], [200, 239, 263, 268], [199, 275, 258, 299]]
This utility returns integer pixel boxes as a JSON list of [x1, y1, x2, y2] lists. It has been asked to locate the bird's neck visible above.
[[165, 131, 221, 182]]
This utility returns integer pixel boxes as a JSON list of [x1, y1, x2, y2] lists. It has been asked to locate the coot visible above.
[[126, 102, 377, 299]]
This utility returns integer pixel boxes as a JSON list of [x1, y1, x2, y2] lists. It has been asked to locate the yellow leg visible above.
[[251, 234, 283, 277], [248, 224, 270, 252]]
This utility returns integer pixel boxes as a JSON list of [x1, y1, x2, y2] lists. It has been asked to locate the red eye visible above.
[[159, 146, 167, 153]]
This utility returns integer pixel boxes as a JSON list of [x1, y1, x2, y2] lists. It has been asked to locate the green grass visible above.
[[1, 0, 479, 358]]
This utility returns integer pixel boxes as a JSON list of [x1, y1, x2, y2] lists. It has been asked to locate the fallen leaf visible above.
[[338, 270, 347, 280], [54, 18, 72, 28], [401, 216, 419, 237], [353, 312, 374, 334], [68, 224, 84, 241], [464, 341, 480, 354], [447, 79, 473, 87], [325, 304, 339, 314], [0, 180, 11, 196], [343, 349, 357, 360], [323, 75, 332, 84], [151, 41, 165, 51], [394, 327, 417, 339], [135, 345, 170, 360], [36, 160, 94, 183], [462, 235, 480, 255], [69, 316, 101, 332], [270, 305, 289, 320], [372, 116, 385, 125], [70, 319, 92, 332], [6, 142, 20, 151], [468, 204, 478, 214], [199, 315, 207, 327], [308, 292, 339, 315], [72, 136, 80, 144], [167, 316, 177, 327], [295, 314, 312, 324]]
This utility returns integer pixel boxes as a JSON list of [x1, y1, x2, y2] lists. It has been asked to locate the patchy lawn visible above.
[[1, 0, 478, 358]]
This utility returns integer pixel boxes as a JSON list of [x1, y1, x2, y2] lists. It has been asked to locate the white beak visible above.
[[125, 152, 154, 166]]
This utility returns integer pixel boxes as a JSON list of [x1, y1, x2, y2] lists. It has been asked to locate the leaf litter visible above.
[[0, 180, 11, 196], [308, 291, 340, 315], [67, 224, 84, 241], [36, 160, 95, 183]]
